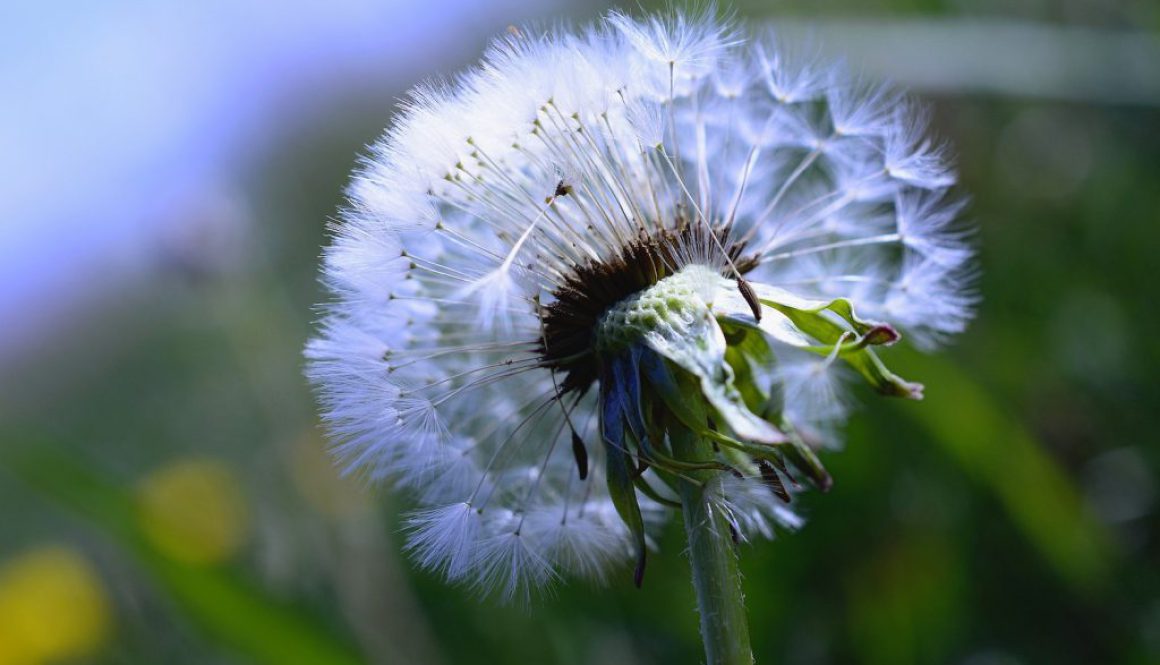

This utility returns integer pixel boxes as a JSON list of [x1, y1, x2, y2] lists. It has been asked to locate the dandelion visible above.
[[307, 7, 974, 663]]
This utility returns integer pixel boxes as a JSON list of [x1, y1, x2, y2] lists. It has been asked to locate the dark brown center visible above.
[[537, 222, 756, 394]]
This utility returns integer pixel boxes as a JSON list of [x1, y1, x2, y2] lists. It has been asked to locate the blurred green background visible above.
[[1, 1, 1157, 664]]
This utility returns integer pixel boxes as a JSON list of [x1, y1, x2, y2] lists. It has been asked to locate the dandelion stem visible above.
[[670, 425, 754, 665]]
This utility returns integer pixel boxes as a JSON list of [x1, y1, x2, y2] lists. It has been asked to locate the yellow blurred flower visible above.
[[137, 458, 248, 565], [0, 546, 111, 665]]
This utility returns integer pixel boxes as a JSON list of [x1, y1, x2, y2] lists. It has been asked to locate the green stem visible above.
[[670, 426, 755, 665]]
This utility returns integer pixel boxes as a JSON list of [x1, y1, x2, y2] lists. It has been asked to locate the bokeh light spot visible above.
[[0, 546, 112, 665], [137, 458, 248, 565]]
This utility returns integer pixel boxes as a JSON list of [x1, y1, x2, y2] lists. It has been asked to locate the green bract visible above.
[[593, 265, 923, 582]]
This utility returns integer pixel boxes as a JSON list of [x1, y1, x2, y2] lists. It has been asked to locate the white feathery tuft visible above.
[[405, 502, 483, 581], [777, 345, 853, 426], [473, 510, 558, 603]]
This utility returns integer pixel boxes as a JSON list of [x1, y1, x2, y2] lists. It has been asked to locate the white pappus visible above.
[[306, 7, 975, 602]]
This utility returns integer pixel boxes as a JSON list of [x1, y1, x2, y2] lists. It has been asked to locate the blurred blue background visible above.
[[1, 1, 1157, 664]]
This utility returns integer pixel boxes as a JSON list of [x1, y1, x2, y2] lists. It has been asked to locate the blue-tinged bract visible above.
[[306, 7, 975, 602]]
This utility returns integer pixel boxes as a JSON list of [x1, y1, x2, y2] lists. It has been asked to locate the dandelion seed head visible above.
[[307, 8, 975, 599]]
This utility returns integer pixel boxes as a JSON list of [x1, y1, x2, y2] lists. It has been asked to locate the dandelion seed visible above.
[[307, 7, 975, 606]]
